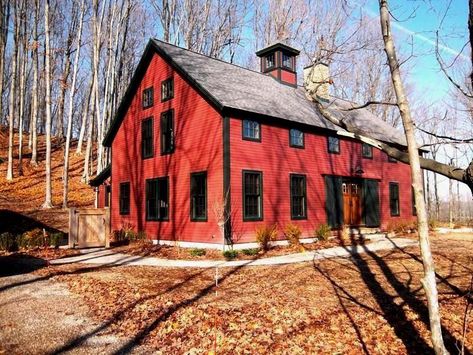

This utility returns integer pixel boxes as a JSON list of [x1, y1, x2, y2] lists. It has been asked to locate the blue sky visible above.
[[364, 0, 469, 103]]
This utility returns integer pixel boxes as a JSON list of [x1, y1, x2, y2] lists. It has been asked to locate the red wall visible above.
[[111, 53, 224, 243], [96, 179, 111, 208], [229, 117, 415, 243]]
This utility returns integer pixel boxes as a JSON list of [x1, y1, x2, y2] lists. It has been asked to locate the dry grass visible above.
[[38, 233, 473, 354]]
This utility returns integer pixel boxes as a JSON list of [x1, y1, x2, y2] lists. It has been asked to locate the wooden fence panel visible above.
[[69, 208, 110, 248]]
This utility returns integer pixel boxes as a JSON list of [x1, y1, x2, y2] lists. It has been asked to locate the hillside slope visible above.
[[0, 127, 95, 233]]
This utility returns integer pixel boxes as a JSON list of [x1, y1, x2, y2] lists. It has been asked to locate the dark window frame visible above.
[[290, 174, 307, 220], [282, 52, 293, 70], [141, 117, 154, 159], [161, 77, 174, 102], [242, 119, 261, 142], [389, 182, 400, 216], [119, 182, 130, 215], [242, 170, 263, 221], [145, 177, 170, 221], [265, 53, 275, 69], [289, 128, 304, 148], [142, 87, 154, 109], [362, 143, 373, 159], [190, 171, 207, 221], [160, 109, 175, 155], [328, 136, 340, 154]]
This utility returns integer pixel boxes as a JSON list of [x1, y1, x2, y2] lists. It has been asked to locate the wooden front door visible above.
[[342, 181, 362, 225]]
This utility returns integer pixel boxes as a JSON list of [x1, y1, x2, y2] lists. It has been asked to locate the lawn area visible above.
[[33, 233, 473, 353]]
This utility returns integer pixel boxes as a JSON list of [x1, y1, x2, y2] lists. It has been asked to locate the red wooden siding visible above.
[[110, 52, 224, 243], [229, 117, 415, 243], [96, 179, 111, 208], [280, 70, 296, 85]]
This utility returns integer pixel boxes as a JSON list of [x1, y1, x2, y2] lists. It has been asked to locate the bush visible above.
[[387, 220, 417, 234], [22, 228, 49, 248], [315, 223, 331, 241], [189, 248, 206, 257], [255, 224, 278, 251], [136, 231, 147, 241], [284, 223, 302, 246], [241, 248, 259, 256], [49, 232, 64, 249], [0, 232, 18, 252], [223, 249, 238, 260]]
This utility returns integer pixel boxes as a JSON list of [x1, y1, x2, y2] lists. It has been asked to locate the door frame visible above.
[[342, 177, 363, 227]]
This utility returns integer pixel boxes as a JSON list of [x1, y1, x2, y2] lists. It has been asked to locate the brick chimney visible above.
[[255, 42, 300, 87], [303, 62, 331, 102]]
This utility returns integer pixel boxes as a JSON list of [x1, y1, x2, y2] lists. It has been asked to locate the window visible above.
[[266, 53, 275, 68], [328, 136, 340, 154], [290, 174, 307, 219], [119, 182, 130, 215], [190, 172, 207, 221], [243, 171, 262, 220], [141, 118, 153, 159], [146, 177, 169, 221], [282, 53, 293, 69], [142, 87, 154, 109], [389, 182, 400, 216], [289, 129, 304, 148], [161, 78, 174, 102], [161, 110, 174, 154], [242, 120, 261, 141], [362, 143, 373, 159], [105, 185, 111, 208]]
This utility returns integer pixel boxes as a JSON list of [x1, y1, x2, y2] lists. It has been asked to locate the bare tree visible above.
[[42, 0, 53, 209], [0, 1, 10, 126], [63, 0, 86, 208], [7, 1, 20, 181], [30, 0, 39, 165]]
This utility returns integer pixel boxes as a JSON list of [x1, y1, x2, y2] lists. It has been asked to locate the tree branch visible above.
[[339, 100, 398, 111]]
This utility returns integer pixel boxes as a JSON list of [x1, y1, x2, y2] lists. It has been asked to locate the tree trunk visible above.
[[42, 0, 53, 209], [63, 0, 85, 208], [76, 78, 93, 155], [0, 2, 10, 127], [379, 1, 448, 354], [7, 2, 19, 181], [30, 0, 39, 165], [18, 2, 27, 177]]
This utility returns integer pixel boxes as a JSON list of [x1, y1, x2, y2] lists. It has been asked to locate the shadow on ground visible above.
[[0, 209, 63, 235], [0, 254, 47, 277]]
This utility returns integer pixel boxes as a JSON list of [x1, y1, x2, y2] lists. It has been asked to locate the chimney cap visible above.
[[255, 42, 300, 57]]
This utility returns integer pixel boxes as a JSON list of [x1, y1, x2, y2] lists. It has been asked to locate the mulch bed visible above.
[[110, 236, 361, 261]]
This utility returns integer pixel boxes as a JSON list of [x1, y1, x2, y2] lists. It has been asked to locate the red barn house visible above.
[[94, 39, 416, 249]]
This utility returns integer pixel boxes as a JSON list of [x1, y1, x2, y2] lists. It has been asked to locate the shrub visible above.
[[223, 249, 238, 260], [49, 232, 64, 249], [189, 248, 206, 257], [387, 220, 417, 234], [22, 228, 49, 248], [284, 223, 302, 246], [241, 248, 259, 256], [255, 224, 278, 251], [315, 223, 331, 241], [0, 232, 18, 252]]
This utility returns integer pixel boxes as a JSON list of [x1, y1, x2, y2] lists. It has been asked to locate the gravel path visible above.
[[0, 271, 150, 354]]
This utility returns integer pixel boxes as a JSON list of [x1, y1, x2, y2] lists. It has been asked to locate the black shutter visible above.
[[325, 176, 343, 228], [363, 179, 380, 227]]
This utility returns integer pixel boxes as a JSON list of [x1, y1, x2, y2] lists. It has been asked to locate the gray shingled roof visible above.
[[153, 40, 407, 147]]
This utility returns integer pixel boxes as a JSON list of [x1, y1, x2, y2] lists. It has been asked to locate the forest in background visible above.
[[0, 0, 471, 222]]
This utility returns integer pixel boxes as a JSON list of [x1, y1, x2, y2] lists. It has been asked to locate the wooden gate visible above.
[[69, 208, 110, 248]]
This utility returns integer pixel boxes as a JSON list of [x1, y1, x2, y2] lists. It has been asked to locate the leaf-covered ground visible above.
[[0, 127, 95, 233], [36, 233, 473, 354]]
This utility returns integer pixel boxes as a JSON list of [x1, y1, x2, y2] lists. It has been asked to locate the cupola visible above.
[[255, 42, 300, 87]]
